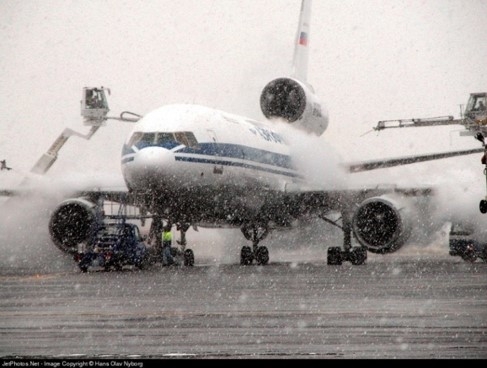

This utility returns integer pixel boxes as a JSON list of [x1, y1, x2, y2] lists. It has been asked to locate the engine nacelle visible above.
[[49, 197, 100, 254], [260, 77, 329, 136], [352, 195, 414, 254]]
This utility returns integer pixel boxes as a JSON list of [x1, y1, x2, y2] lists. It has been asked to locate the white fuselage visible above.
[[121, 104, 304, 221]]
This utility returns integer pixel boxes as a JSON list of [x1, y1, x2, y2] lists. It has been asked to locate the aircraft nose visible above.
[[135, 147, 174, 171], [123, 147, 176, 189]]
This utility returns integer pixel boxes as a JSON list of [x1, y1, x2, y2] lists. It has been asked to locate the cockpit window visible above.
[[156, 133, 175, 145], [174, 132, 198, 148], [127, 132, 143, 147], [140, 133, 156, 145], [127, 131, 199, 149]]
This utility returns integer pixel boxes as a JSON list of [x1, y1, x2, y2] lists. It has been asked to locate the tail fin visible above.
[[260, 0, 328, 136], [291, 0, 312, 83]]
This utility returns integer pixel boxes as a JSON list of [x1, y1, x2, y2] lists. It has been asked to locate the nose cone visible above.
[[136, 147, 174, 169], [122, 147, 175, 190]]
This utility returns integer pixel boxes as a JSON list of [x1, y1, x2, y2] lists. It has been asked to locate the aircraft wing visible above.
[[273, 182, 437, 257], [345, 147, 484, 173], [75, 188, 136, 205], [282, 184, 433, 214], [0, 180, 132, 201]]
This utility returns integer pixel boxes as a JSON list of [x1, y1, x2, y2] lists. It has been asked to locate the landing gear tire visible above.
[[240, 246, 254, 265], [183, 249, 195, 267], [137, 255, 151, 270], [78, 254, 91, 273], [350, 247, 367, 265], [461, 243, 477, 263], [480, 200, 487, 214], [461, 254, 477, 263], [327, 247, 342, 265], [255, 246, 269, 265]]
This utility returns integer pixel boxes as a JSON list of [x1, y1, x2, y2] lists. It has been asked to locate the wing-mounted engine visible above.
[[260, 77, 329, 136], [352, 195, 416, 254], [49, 197, 101, 254]]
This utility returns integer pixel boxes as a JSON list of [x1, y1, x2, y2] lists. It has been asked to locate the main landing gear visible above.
[[237, 210, 368, 266], [240, 223, 270, 265], [322, 210, 367, 266], [167, 247, 195, 267], [176, 223, 195, 267], [240, 245, 270, 265]]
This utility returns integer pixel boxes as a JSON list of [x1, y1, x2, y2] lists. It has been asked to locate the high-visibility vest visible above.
[[162, 231, 172, 243]]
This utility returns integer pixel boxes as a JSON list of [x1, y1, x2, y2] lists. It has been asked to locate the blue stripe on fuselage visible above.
[[121, 141, 299, 177], [179, 143, 292, 169], [174, 156, 300, 178]]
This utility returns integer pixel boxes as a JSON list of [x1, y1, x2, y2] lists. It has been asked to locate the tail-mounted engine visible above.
[[352, 195, 415, 254], [49, 197, 101, 254], [260, 77, 329, 136]]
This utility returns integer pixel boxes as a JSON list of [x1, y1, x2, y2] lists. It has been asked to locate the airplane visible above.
[[4, 0, 485, 267]]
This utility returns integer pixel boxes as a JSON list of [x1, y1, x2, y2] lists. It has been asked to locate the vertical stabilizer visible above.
[[291, 0, 312, 83]]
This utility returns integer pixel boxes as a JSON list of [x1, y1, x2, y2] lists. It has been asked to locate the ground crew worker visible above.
[[162, 226, 175, 266], [478, 100, 486, 111]]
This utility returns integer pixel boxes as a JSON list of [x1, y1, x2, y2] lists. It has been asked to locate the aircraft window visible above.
[[140, 133, 156, 145], [174, 132, 198, 148], [185, 132, 199, 147], [127, 132, 144, 146], [129, 131, 198, 148], [155, 133, 175, 145]]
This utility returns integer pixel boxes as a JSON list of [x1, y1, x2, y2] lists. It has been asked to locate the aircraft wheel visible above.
[[461, 244, 477, 263], [480, 200, 487, 214], [461, 254, 477, 263], [327, 247, 342, 266], [136, 254, 151, 270], [78, 254, 91, 273], [350, 247, 367, 265], [255, 246, 269, 265], [482, 247, 487, 263], [184, 249, 195, 267], [240, 246, 253, 265]]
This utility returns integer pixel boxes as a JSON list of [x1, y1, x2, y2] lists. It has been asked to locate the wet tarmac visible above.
[[0, 248, 486, 359]]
